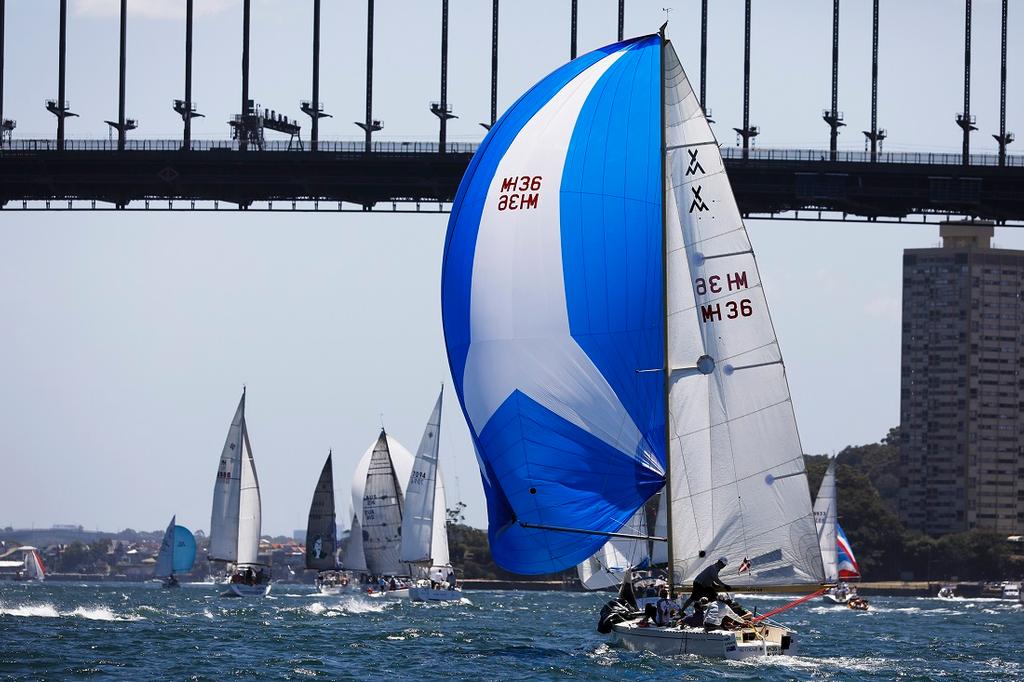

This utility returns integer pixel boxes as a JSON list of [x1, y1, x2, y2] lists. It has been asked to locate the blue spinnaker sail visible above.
[[172, 526, 197, 574], [441, 36, 666, 574]]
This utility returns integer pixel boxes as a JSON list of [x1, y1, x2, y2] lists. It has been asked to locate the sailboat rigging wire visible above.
[[518, 521, 667, 542]]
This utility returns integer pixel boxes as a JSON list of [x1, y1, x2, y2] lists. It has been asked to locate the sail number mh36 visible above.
[[497, 175, 542, 211], [695, 271, 754, 323]]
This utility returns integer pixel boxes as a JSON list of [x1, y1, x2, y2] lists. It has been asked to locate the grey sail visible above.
[[306, 452, 338, 571], [155, 516, 176, 578], [208, 391, 246, 563], [361, 430, 406, 576], [343, 514, 368, 572]]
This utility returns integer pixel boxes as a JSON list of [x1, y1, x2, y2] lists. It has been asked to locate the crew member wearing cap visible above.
[[681, 556, 732, 612]]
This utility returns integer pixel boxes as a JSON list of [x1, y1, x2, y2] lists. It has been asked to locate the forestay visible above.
[[441, 36, 667, 575], [813, 458, 839, 581], [662, 41, 823, 587], [400, 389, 450, 568], [208, 393, 245, 563], [362, 431, 407, 576], [306, 453, 338, 571]]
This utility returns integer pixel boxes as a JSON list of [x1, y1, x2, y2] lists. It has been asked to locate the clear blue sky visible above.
[[1, 0, 1022, 535]]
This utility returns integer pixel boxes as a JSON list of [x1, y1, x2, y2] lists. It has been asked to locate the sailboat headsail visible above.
[[400, 389, 449, 567], [306, 453, 338, 571], [441, 36, 667, 575], [236, 419, 262, 566], [172, 526, 197, 574], [342, 514, 368, 572], [662, 40, 823, 587], [577, 506, 650, 590], [209, 393, 245, 563], [813, 458, 839, 581], [836, 523, 861, 579], [362, 431, 406, 576]]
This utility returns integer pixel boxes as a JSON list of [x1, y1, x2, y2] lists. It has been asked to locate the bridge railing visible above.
[[1, 138, 1020, 167], [0, 138, 480, 154], [719, 146, 1023, 167]]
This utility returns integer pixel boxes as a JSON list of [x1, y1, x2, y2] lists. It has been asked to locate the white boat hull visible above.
[[367, 587, 410, 599], [221, 582, 272, 598], [611, 621, 796, 660], [409, 586, 462, 602], [822, 593, 850, 605]]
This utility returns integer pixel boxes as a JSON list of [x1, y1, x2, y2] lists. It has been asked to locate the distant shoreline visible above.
[[18, 576, 1010, 598]]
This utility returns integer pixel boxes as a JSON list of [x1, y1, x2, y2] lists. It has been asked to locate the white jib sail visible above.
[[362, 432, 406, 576], [813, 458, 839, 581], [155, 515, 176, 578], [400, 389, 449, 567], [209, 394, 245, 562], [343, 514, 368, 572], [577, 506, 650, 590], [236, 423, 262, 566], [662, 41, 824, 587]]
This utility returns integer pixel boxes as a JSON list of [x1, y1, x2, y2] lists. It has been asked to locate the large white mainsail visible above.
[[362, 431, 406, 576], [813, 458, 839, 581], [662, 41, 823, 587], [236, 423, 262, 566], [399, 389, 450, 568], [208, 392, 245, 562]]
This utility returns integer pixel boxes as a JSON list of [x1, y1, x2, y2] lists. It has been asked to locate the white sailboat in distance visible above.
[[813, 457, 867, 609], [208, 388, 271, 597], [400, 387, 461, 601], [441, 28, 825, 659]]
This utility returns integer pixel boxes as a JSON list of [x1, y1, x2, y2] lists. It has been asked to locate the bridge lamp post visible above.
[[733, 0, 758, 158], [47, 0, 77, 150], [861, 0, 884, 161], [355, 0, 382, 153], [103, 0, 136, 151], [955, 0, 976, 166], [302, 0, 331, 152], [822, 0, 844, 161], [480, 0, 499, 131], [431, 0, 457, 153], [992, 0, 1012, 167], [175, 0, 204, 150]]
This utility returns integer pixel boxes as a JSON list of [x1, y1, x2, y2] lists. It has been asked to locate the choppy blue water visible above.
[[1, 582, 1021, 680]]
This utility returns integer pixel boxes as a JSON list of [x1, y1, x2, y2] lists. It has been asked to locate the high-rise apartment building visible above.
[[899, 222, 1024, 535]]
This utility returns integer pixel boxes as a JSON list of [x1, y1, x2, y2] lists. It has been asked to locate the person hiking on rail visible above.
[[681, 557, 732, 612]]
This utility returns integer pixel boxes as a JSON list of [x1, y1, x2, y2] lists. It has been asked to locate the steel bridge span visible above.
[[2, 140, 1022, 224]]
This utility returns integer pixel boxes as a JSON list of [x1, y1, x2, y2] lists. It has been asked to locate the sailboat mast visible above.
[[658, 24, 676, 597]]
